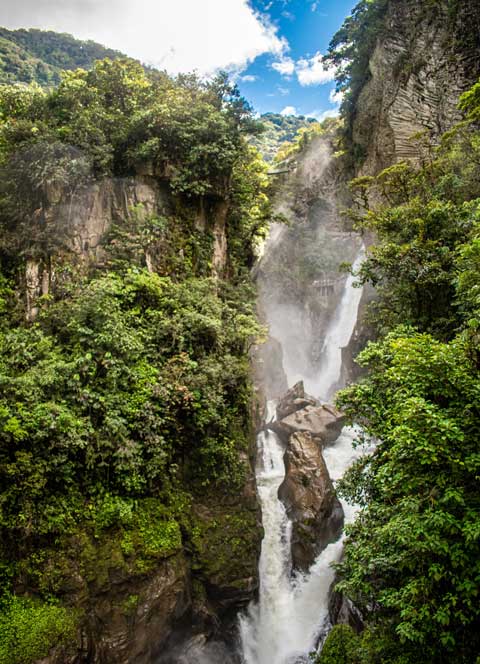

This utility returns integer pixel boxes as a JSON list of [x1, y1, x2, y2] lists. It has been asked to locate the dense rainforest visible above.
[[0, 57, 275, 662], [0, 28, 127, 86], [318, 1, 480, 662], [249, 112, 318, 163]]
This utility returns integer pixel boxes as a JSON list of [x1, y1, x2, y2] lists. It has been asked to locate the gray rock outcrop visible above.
[[271, 403, 346, 447], [276, 380, 319, 421], [328, 586, 364, 635], [278, 432, 344, 571], [353, 0, 480, 178]]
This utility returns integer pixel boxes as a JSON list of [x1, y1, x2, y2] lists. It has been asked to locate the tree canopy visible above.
[[0, 58, 270, 661], [319, 80, 480, 664]]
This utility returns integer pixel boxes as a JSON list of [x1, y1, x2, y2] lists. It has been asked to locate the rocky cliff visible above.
[[23, 175, 231, 321], [7, 175, 261, 664], [352, 0, 480, 176], [342, 0, 480, 377]]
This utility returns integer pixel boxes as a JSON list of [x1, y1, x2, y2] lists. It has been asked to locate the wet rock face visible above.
[[278, 432, 344, 571], [251, 336, 289, 404], [269, 380, 345, 448], [157, 635, 240, 664], [88, 554, 190, 664], [328, 587, 364, 635]]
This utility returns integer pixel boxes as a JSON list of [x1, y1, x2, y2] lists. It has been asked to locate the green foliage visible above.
[[0, 60, 256, 187], [274, 117, 341, 165], [347, 85, 480, 337], [317, 625, 361, 664], [336, 330, 480, 662], [250, 112, 318, 162], [228, 146, 273, 270], [324, 0, 389, 143], [190, 501, 260, 590], [0, 60, 269, 606], [459, 80, 480, 122], [0, 270, 260, 552], [0, 27, 127, 87], [0, 45, 269, 643], [0, 594, 77, 664], [333, 81, 480, 663], [117, 498, 183, 569]]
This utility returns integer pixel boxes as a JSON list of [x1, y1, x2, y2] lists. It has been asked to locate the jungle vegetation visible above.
[[0, 27, 127, 86], [0, 58, 271, 661], [319, 79, 480, 664]]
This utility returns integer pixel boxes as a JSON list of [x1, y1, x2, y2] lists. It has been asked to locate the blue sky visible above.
[[0, 0, 355, 120], [239, 0, 354, 119]]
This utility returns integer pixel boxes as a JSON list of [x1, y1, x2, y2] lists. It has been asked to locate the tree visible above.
[[331, 80, 480, 664]]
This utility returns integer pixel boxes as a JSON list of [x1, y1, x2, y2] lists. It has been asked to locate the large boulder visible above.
[[271, 403, 346, 446], [276, 381, 319, 421], [278, 432, 344, 571]]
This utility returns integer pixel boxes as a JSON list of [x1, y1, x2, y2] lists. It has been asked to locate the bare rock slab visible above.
[[271, 403, 346, 446], [276, 380, 319, 421]]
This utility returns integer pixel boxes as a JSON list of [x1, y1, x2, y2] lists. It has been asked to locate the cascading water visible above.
[[239, 247, 367, 664], [305, 246, 366, 402]]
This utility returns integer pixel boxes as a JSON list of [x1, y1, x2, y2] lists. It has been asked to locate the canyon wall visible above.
[[24, 175, 231, 321], [18, 178, 262, 664], [352, 0, 480, 176]]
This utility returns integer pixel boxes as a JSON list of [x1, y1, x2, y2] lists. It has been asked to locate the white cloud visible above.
[[281, 105, 297, 116], [272, 58, 295, 76], [308, 108, 340, 122], [271, 50, 337, 88], [329, 88, 344, 104], [240, 74, 258, 83], [0, 0, 288, 75], [296, 52, 336, 86]]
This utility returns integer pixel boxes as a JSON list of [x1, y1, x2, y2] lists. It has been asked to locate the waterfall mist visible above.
[[239, 137, 368, 664], [255, 136, 362, 401], [239, 260, 366, 664], [165, 135, 369, 664]]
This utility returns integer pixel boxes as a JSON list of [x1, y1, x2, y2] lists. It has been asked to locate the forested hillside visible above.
[[318, 1, 480, 662], [0, 59, 271, 663], [251, 112, 318, 162], [0, 28, 126, 86]]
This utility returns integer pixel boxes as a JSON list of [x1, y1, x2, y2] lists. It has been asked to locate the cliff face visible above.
[[43, 480, 261, 664], [24, 176, 229, 320], [353, 0, 480, 176], [17, 178, 260, 664], [342, 0, 480, 375]]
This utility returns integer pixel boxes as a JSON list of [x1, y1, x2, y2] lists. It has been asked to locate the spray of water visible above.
[[239, 247, 366, 664]]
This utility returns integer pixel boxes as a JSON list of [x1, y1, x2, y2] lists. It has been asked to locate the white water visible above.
[[304, 246, 366, 402], [239, 248, 366, 664]]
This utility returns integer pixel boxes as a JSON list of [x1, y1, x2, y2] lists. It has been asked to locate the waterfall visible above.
[[305, 246, 366, 402], [239, 247, 366, 664]]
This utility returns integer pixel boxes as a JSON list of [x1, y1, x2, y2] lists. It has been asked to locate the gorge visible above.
[[0, 1, 479, 663], [240, 254, 368, 664]]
